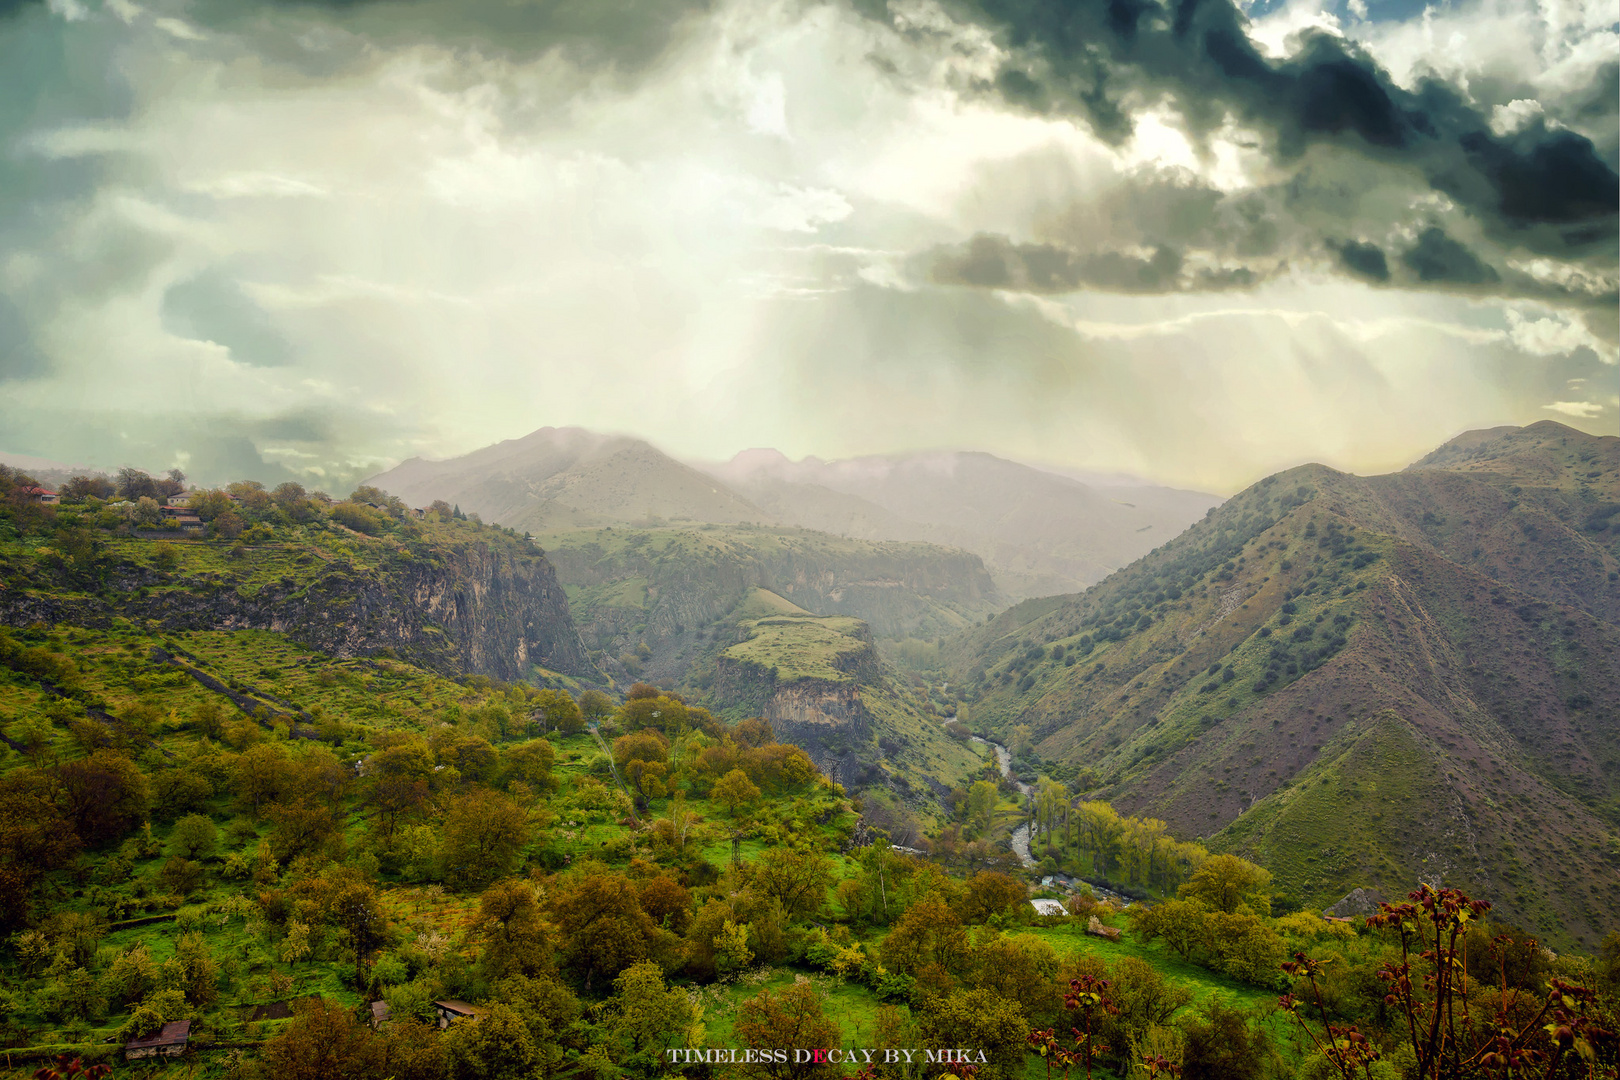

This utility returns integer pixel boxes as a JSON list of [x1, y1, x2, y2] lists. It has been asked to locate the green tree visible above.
[[712, 768, 761, 820], [167, 814, 218, 861], [477, 880, 553, 982], [733, 982, 842, 1080], [444, 1002, 540, 1080], [966, 780, 999, 836], [440, 789, 531, 889], [532, 689, 583, 734], [753, 847, 836, 921], [260, 997, 383, 1080], [917, 988, 1028, 1080], [162, 932, 220, 1008], [1178, 854, 1271, 915], [959, 870, 1028, 925], [578, 689, 614, 724], [607, 960, 698, 1067]]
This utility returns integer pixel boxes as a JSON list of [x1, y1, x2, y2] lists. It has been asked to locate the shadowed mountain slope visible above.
[[950, 421, 1619, 948]]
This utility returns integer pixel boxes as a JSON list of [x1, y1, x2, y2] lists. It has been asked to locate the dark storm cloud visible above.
[[928, 234, 1181, 293], [0, 295, 49, 382], [925, 233, 1275, 294], [161, 273, 296, 368], [1332, 239, 1389, 282], [857, 0, 1617, 260], [1401, 227, 1499, 285]]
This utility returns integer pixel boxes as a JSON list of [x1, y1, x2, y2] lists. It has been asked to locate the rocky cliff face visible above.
[[711, 655, 872, 784], [540, 524, 1003, 684], [1, 541, 591, 682]]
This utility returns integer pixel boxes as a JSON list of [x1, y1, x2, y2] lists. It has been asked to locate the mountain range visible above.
[[366, 428, 1219, 601], [950, 420, 1619, 947]]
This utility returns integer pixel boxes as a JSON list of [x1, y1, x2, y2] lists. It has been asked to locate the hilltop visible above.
[[365, 427, 768, 532], [948, 421, 1620, 948]]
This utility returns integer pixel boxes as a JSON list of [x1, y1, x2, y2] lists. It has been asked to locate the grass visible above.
[[723, 615, 870, 684]]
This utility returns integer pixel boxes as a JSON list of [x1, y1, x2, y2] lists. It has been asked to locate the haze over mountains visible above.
[[368, 428, 1220, 601]]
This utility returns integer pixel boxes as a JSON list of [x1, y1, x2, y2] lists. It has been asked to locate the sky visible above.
[[0, 0, 1613, 495]]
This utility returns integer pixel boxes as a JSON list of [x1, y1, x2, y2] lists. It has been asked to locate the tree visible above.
[[753, 847, 836, 920], [53, 750, 150, 847], [579, 689, 614, 725], [477, 880, 553, 982], [378, 1018, 450, 1080], [960, 870, 1028, 924], [503, 739, 556, 791], [260, 997, 383, 1080], [1130, 898, 1209, 961], [440, 789, 531, 889], [548, 868, 674, 992], [162, 931, 220, 1007], [167, 814, 217, 861], [881, 898, 970, 975], [60, 474, 115, 502], [331, 877, 387, 988], [713, 768, 761, 820], [608, 960, 698, 1066], [1178, 854, 1271, 915], [1181, 999, 1270, 1080], [532, 689, 583, 734], [919, 988, 1028, 1080], [444, 1002, 540, 1080], [733, 982, 842, 1080], [966, 779, 999, 835], [0, 771, 79, 925], [116, 467, 158, 500]]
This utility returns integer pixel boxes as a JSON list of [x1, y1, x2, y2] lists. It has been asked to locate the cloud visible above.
[[851, 0, 1615, 299], [191, 0, 716, 74], [0, 294, 49, 381], [1332, 238, 1389, 282], [1542, 400, 1604, 418], [1400, 227, 1500, 285], [161, 273, 296, 368]]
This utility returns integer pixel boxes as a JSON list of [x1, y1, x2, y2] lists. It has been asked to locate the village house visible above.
[[1030, 898, 1067, 917], [159, 505, 204, 531], [167, 492, 194, 507], [370, 1001, 391, 1030], [19, 486, 58, 505], [433, 1000, 487, 1029], [125, 1019, 191, 1060]]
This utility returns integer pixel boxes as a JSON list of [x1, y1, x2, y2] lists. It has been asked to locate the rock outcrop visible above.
[[2, 541, 591, 681]]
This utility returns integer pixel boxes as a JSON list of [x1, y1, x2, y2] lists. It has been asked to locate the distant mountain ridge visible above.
[[950, 420, 1620, 948], [702, 448, 1222, 599], [365, 428, 1221, 602], [368, 427, 769, 531]]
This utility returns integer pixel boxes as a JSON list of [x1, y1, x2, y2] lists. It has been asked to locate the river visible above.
[[969, 735, 1036, 868], [969, 733, 1134, 906]]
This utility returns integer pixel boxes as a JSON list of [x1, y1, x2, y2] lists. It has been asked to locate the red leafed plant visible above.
[[1028, 976, 1119, 1080], [1282, 883, 1617, 1080], [32, 1056, 111, 1080]]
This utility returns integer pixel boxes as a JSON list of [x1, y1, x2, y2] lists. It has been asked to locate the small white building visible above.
[[1031, 899, 1068, 916]]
